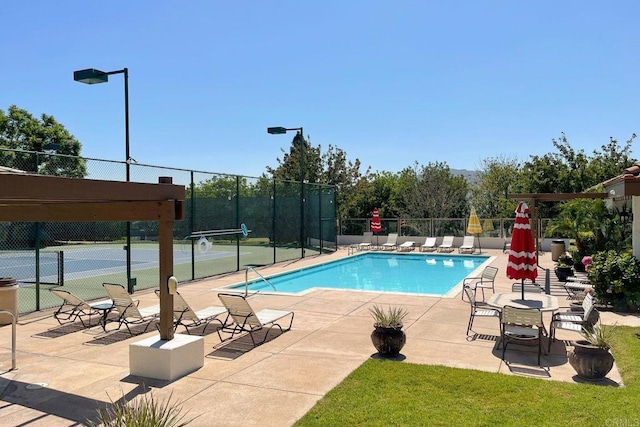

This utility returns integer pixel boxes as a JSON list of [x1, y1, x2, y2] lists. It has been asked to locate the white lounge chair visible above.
[[420, 237, 437, 252], [217, 293, 294, 346], [155, 290, 227, 335], [358, 231, 373, 250], [458, 235, 476, 254], [50, 288, 112, 328], [381, 233, 398, 251], [437, 235, 455, 253], [103, 283, 160, 335], [397, 241, 415, 252]]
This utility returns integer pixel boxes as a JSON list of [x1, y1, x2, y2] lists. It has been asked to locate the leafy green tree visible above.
[[0, 105, 86, 177], [469, 156, 520, 218]]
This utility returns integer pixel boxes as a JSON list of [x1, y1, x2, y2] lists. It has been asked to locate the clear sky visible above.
[[2, 1, 638, 179]]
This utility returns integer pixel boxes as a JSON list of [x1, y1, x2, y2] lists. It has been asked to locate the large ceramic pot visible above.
[[555, 266, 574, 282], [568, 340, 615, 380], [371, 324, 406, 356]]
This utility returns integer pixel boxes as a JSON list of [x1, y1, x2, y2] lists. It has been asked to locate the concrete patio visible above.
[[0, 248, 638, 426]]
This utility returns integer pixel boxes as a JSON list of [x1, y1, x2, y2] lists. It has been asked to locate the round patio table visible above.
[[487, 292, 559, 312]]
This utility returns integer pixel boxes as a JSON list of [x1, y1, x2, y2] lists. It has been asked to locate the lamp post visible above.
[[74, 67, 134, 293], [267, 126, 305, 258]]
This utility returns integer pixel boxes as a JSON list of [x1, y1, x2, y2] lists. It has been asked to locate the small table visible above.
[[487, 292, 559, 313], [93, 302, 114, 332]]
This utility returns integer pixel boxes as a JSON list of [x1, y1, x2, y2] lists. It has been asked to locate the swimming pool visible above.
[[230, 252, 493, 297]]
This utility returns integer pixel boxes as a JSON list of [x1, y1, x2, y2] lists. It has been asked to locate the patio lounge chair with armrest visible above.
[[463, 285, 501, 336], [381, 233, 398, 251], [438, 235, 455, 253], [420, 237, 437, 252], [461, 266, 498, 301], [103, 283, 160, 335], [154, 290, 227, 335], [50, 288, 112, 328], [548, 293, 597, 351], [358, 231, 373, 251], [501, 305, 544, 366], [397, 241, 415, 252], [563, 276, 591, 299], [217, 293, 294, 347], [458, 235, 476, 254]]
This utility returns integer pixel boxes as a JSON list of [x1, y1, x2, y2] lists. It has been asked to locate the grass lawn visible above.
[[296, 326, 640, 426]]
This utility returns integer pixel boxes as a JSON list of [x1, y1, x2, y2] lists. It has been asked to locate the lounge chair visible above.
[[461, 266, 498, 301], [103, 283, 160, 335], [397, 241, 415, 252], [419, 237, 437, 252], [501, 305, 544, 366], [217, 293, 294, 346], [155, 290, 227, 335], [381, 233, 398, 251], [458, 235, 476, 254], [463, 285, 501, 336], [437, 235, 455, 253], [563, 276, 591, 299], [358, 231, 373, 251], [50, 288, 113, 328], [548, 293, 598, 351]]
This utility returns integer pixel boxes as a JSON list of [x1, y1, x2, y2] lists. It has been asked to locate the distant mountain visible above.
[[451, 169, 479, 183]]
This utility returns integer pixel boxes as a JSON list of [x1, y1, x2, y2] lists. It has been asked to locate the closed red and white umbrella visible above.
[[506, 202, 538, 299], [371, 208, 382, 247]]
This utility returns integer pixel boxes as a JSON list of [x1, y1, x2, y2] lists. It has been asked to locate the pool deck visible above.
[[0, 248, 639, 426]]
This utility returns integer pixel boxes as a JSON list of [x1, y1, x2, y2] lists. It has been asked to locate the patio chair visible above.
[[437, 235, 455, 253], [103, 283, 160, 335], [217, 293, 295, 346], [461, 266, 498, 301], [501, 305, 544, 366], [463, 285, 501, 336], [419, 237, 437, 252], [50, 288, 112, 328], [458, 235, 476, 254], [154, 290, 227, 335], [548, 293, 598, 351], [381, 233, 398, 251], [358, 231, 373, 250], [563, 276, 591, 299], [397, 241, 415, 252]]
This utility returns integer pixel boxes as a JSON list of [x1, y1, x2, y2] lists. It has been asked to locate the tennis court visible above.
[[0, 245, 240, 287]]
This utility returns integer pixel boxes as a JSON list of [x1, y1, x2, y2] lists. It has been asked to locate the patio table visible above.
[[487, 292, 559, 312]]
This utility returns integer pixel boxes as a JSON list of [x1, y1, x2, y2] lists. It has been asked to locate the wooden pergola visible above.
[[0, 172, 185, 341]]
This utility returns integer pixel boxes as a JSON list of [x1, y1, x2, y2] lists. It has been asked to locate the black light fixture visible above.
[[74, 67, 134, 293], [267, 126, 305, 258]]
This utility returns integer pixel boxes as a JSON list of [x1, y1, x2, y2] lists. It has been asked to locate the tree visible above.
[[0, 105, 86, 177], [469, 156, 520, 218]]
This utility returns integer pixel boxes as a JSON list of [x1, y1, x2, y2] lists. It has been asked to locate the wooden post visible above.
[[158, 177, 174, 341]]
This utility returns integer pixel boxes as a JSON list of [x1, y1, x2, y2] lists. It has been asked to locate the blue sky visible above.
[[2, 1, 638, 178]]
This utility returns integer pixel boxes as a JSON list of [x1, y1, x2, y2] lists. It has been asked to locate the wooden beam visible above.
[[0, 201, 177, 222], [0, 174, 184, 202]]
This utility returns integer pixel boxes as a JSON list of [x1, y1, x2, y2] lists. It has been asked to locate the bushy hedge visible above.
[[589, 250, 640, 311]]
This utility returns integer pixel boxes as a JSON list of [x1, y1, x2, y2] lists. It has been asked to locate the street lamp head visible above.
[[267, 127, 287, 135], [73, 68, 108, 84]]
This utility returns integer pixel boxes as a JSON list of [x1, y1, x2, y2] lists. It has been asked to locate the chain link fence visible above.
[[0, 148, 336, 315]]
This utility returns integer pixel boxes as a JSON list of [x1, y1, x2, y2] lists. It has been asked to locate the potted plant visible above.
[[568, 321, 616, 381], [555, 253, 574, 281], [369, 304, 408, 357]]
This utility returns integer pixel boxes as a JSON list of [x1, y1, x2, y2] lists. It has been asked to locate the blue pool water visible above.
[[232, 252, 491, 296]]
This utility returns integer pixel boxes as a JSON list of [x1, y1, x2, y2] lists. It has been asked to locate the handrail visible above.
[[0, 309, 16, 371], [244, 266, 276, 296]]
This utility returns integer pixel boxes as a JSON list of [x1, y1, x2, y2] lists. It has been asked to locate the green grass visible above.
[[296, 326, 640, 426]]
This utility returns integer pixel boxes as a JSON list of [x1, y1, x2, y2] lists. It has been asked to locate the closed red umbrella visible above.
[[506, 202, 538, 300], [371, 208, 382, 247]]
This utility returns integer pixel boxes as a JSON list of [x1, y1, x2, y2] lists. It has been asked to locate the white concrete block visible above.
[[129, 333, 204, 381]]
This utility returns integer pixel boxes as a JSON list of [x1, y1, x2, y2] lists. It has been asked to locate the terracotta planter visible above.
[[568, 340, 614, 380], [371, 324, 406, 356]]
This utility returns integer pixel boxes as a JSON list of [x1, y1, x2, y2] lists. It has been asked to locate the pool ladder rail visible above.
[[244, 265, 277, 296]]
